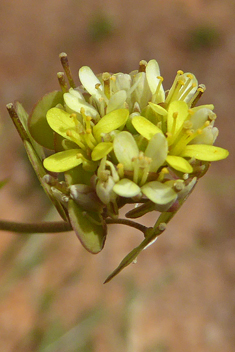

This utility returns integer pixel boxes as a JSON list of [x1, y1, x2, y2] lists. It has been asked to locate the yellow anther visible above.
[[186, 130, 194, 136], [161, 167, 169, 174], [70, 113, 77, 118], [183, 120, 193, 129], [117, 163, 124, 169], [166, 132, 173, 138], [187, 73, 194, 80], [188, 109, 194, 115], [157, 76, 164, 82], [197, 129, 203, 134], [204, 121, 210, 127], [177, 70, 184, 75], [66, 130, 72, 137], [95, 83, 101, 89], [110, 75, 116, 82], [197, 87, 204, 93], [80, 107, 85, 114], [86, 128, 92, 134], [76, 153, 83, 159], [178, 80, 185, 86]]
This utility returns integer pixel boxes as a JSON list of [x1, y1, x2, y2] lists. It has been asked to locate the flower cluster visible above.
[[43, 59, 227, 216], [8, 54, 229, 281]]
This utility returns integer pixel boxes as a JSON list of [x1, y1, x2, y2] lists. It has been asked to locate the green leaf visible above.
[[43, 149, 83, 172], [28, 91, 64, 149], [68, 200, 106, 254], [166, 155, 193, 173], [93, 109, 129, 141], [180, 144, 229, 161], [131, 115, 162, 140]]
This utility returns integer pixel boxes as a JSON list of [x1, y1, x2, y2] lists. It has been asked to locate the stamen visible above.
[[158, 167, 169, 182], [152, 76, 164, 102], [66, 130, 86, 150], [95, 83, 109, 105], [165, 70, 184, 105], [133, 158, 140, 184], [117, 163, 124, 178], [188, 84, 206, 107], [139, 162, 150, 186], [168, 80, 185, 103], [76, 153, 84, 159], [102, 72, 111, 99], [179, 82, 197, 102]]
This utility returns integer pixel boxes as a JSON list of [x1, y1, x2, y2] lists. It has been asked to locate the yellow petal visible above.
[[91, 142, 113, 161], [148, 102, 168, 116], [132, 115, 162, 140], [43, 149, 82, 172], [93, 109, 129, 141], [46, 107, 78, 139], [180, 144, 229, 161], [167, 101, 189, 137], [166, 155, 193, 173]]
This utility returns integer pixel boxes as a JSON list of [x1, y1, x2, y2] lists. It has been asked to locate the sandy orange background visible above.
[[0, 1, 234, 351]]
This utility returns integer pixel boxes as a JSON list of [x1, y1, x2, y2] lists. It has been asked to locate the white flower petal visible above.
[[145, 133, 168, 172], [113, 179, 141, 197], [141, 181, 177, 206], [113, 131, 139, 170], [189, 108, 216, 130], [79, 66, 103, 100], [146, 59, 165, 102], [107, 90, 127, 113], [64, 92, 99, 118]]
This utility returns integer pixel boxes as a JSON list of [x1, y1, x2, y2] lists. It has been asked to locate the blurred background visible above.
[[0, 0, 234, 351]]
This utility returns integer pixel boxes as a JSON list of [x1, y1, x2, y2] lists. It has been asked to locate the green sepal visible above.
[[28, 91, 64, 149], [14, 102, 45, 159], [68, 199, 107, 254], [23, 140, 69, 222]]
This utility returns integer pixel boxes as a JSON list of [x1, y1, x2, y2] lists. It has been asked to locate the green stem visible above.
[[0, 220, 72, 234], [106, 218, 148, 234], [0, 218, 147, 235]]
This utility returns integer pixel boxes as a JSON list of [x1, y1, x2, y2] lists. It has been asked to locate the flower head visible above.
[[18, 53, 229, 280]]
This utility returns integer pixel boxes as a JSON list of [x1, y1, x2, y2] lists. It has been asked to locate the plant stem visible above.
[[0, 218, 147, 235], [106, 218, 148, 234], [0, 220, 72, 234]]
